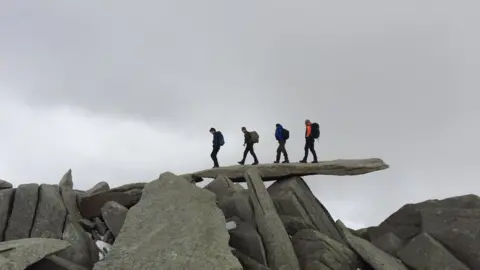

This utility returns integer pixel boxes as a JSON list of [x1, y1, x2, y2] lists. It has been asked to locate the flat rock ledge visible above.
[[193, 158, 388, 182]]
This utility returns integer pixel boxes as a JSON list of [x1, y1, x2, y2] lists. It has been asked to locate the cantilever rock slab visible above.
[[193, 158, 388, 182]]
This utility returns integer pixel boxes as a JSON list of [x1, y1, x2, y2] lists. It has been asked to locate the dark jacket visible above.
[[213, 131, 222, 148], [275, 124, 284, 141], [244, 131, 252, 145]]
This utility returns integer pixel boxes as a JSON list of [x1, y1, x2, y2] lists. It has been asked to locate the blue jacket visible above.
[[275, 124, 284, 141]]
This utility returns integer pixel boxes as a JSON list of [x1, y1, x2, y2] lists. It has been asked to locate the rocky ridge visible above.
[[0, 158, 477, 269]]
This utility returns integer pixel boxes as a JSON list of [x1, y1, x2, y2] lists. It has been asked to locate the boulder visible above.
[[217, 189, 255, 225], [4, 183, 39, 240], [93, 172, 241, 270], [204, 175, 240, 202], [0, 179, 12, 190], [87, 182, 110, 194], [28, 255, 90, 270], [193, 158, 389, 182], [244, 168, 300, 270], [109, 182, 146, 192], [420, 207, 480, 269], [368, 194, 480, 241], [228, 216, 267, 266], [232, 249, 271, 270], [336, 220, 408, 270], [101, 201, 128, 237], [57, 218, 99, 268], [371, 232, 404, 256], [291, 229, 363, 270], [0, 238, 70, 269], [268, 177, 344, 243], [59, 170, 82, 223], [30, 184, 67, 239], [79, 219, 96, 231], [79, 189, 142, 219], [279, 215, 315, 236], [93, 217, 108, 235], [397, 232, 469, 270], [179, 173, 204, 183], [0, 188, 15, 242]]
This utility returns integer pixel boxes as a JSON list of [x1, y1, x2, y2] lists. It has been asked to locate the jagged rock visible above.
[[420, 208, 480, 269], [101, 201, 128, 237], [204, 175, 239, 202], [336, 220, 408, 270], [397, 232, 469, 270], [28, 255, 90, 270], [291, 229, 363, 270], [0, 179, 12, 190], [4, 183, 39, 240], [352, 227, 370, 241], [232, 249, 271, 270], [59, 170, 82, 223], [87, 182, 110, 194], [228, 216, 267, 265], [193, 158, 389, 182], [218, 189, 255, 225], [179, 173, 204, 183], [79, 189, 142, 219], [0, 238, 70, 270], [368, 194, 480, 241], [57, 218, 99, 268], [93, 172, 241, 270], [279, 215, 315, 236], [0, 188, 15, 242], [271, 193, 318, 236], [268, 177, 344, 243], [109, 182, 146, 192], [79, 219, 95, 231], [371, 232, 404, 256], [103, 230, 114, 244], [244, 168, 300, 270], [30, 184, 67, 239], [93, 217, 108, 235]]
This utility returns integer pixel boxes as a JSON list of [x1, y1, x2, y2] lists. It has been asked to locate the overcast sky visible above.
[[0, 1, 478, 229]]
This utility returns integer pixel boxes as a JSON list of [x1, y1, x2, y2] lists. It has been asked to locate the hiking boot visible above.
[[252, 161, 259, 165], [273, 160, 280, 164], [282, 160, 289, 163], [212, 165, 219, 168], [311, 160, 318, 163], [238, 161, 245, 165], [299, 159, 307, 163]]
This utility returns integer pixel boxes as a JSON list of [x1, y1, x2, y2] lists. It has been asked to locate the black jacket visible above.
[[213, 131, 222, 148], [244, 132, 253, 145]]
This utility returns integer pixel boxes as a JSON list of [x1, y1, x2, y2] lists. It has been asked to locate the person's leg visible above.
[[249, 143, 259, 164], [274, 142, 281, 163], [211, 146, 220, 167], [300, 139, 309, 162], [238, 145, 249, 164], [309, 139, 318, 163], [281, 141, 289, 163]]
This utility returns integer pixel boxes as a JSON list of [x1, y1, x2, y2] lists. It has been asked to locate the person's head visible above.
[[241, 127, 247, 133], [276, 123, 281, 128], [209, 127, 216, 134], [305, 119, 311, 125]]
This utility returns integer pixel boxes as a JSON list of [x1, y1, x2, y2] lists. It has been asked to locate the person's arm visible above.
[[306, 126, 311, 137], [275, 128, 281, 140], [213, 133, 219, 147], [244, 133, 249, 144]]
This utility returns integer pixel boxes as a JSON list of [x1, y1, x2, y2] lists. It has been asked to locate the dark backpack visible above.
[[217, 132, 225, 146], [250, 131, 259, 143], [282, 128, 290, 140], [311, 123, 320, 139]]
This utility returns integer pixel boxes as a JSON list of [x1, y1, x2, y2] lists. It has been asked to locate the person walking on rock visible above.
[[274, 123, 289, 163], [238, 127, 259, 165], [300, 119, 319, 163], [209, 127, 224, 168]]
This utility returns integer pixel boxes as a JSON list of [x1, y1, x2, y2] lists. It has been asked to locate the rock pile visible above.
[[0, 158, 478, 269]]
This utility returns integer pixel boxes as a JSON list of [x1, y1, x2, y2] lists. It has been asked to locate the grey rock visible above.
[[193, 158, 389, 182], [109, 182, 146, 192], [228, 216, 267, 265], [79, 189, 142, 219], [103, 230, 114, 244], [28, 255, 90, 270], [336, 220, 408, 270], [4, 183, 39, 241], [291, 229, 363, 270], [268, 177, 344, 244], [59, 170, 82, 223], [421, 207, 480, 269], [30, 184, 67, 239], [91, 230, 101, 241], [0, 188, 15, 242], [397, 232, 469, 270], [79, 219, 96, 231], [232, 249, 271, 270], [0, 238, 70, 270], [179, 173, 204, 183], [279, 215, 316, 236], [93, 172, 241, 270], [244, 168, 300, 270], [57, 217, 99, 268], [352, 227, 371, 241], [368, 194, 480, 241], [218, 189, 255, 225], [101, 201, 128, 237], [371, 232, 404, 256], [204, 175, 238, 202], [86, 181, 110, 194], [271, 192, 317, 236], [93, 217, 108, 235], [0, 179, 12, 190]]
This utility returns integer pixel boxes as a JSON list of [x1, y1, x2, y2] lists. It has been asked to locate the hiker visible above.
[[274, 123, 289, 163], [209, 127, 224, 168], [238, 127, 259, 165], [300, 119, 319, 163]]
